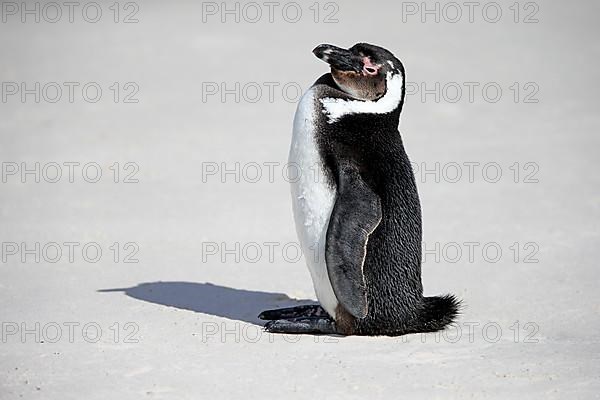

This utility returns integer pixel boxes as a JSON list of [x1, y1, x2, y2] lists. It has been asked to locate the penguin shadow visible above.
[[98, 281, 316, 325]]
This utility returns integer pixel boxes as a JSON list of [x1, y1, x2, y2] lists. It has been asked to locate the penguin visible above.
[[259, 43, 460, 336]]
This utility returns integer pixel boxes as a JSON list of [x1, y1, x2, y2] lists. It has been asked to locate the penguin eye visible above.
[[363, 66, 378, 75]]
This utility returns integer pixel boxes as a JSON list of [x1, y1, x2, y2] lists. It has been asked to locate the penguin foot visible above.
[[264, 317, 337, 334], [258, 305, 329, 320]]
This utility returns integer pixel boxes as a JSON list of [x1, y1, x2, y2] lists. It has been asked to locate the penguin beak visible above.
[[313, 44, 362, 73]]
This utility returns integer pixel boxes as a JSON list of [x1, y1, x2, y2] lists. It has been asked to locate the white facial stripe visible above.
[[319, 72, 403, 124]]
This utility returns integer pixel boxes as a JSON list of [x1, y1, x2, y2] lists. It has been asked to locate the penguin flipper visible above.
[[326, 162, 382, 319]]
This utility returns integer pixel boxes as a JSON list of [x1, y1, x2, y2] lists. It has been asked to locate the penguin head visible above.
[[313, 43, 404, 101]]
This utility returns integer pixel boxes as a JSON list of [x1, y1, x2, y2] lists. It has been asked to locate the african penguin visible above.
[[259, 43, 460, 336]]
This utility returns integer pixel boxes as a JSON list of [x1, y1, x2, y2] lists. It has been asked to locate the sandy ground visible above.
[[1, 0, 599, 398]]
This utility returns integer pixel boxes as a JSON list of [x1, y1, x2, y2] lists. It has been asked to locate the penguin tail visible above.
[[412, 294, 462, 333]]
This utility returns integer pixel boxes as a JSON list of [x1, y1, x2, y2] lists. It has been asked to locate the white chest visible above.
[[288, 88, 339, 318]]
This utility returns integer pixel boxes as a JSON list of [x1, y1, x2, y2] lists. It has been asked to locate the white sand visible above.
[[1, 0, 599, 398]]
